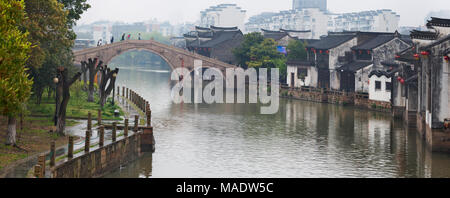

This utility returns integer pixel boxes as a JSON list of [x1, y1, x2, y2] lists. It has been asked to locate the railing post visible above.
[[38, 155, 45, 177], [34, 165, 42, 178], [85, 130, 90, 153], [97, 109, 102, 126], [87, 112, 92, 132], [112, 122, 117, 142], [50, 141, 55, 167], [99, 125, 105, 147], [68, 137, 74, 159], [147, 110, 151, 127], [126, 88, 129, 99], [122, 87, 125, 99], [124, 119, 129, 137], [134, 115, 139, 132]]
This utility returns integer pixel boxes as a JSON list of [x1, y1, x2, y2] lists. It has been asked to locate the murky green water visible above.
[[106, 66, 450, 178]]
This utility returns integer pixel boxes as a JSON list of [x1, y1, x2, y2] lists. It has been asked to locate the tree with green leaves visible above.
[[232, 32, 265, 69], [246, 38, 287, 83], [22, 0, 73, 104], [0, 0, 33, 145], [287, 39, 307, 61]]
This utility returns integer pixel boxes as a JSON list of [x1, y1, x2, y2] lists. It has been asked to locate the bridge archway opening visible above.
[[108, 48, 173, 71]]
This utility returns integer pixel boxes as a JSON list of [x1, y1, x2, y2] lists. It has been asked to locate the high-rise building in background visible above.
[[293, 0, 327, 12], [200, 4, 247, 31]]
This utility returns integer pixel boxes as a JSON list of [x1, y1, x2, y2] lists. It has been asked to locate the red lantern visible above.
[[413, 54, 420, 60], [444, 55, 449, 62], [326, 50, 329, 54], [359, 50, 362, 54], [421, 51, 429, 56], [313, 49, 316, 54], [367, 50, 371, 54], [397, 76, 402, 81], [395, 55, 400, 59], [400, 79, 405, 84]]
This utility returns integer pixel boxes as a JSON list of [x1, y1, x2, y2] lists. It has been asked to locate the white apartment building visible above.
[[328, 9, 400, 32], [246, 9, 400, 38], [200, 4, 247, 31], [246, 8, 328, 39]]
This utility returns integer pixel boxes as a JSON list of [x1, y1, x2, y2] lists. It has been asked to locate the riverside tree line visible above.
[[0, 0, 91, 146]]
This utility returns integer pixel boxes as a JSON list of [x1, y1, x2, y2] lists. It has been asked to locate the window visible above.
[[375, 81, 382, 90], [297, 68, 308, 80], [386, 82, 392, 92]]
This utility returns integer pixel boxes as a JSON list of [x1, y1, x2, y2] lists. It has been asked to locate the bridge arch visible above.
[[73, 40, 237, 74], [106, 48, 176, 71]]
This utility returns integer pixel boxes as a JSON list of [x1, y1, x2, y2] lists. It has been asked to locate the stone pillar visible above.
[[85, 130, 90, 153], [68, 137, 74, 159], [97, 109, 102, 126], [112, 122, 117, 142], [99, 125, 105, 147], [124, 119, 129, 137], [38, 155, 45, 177], [87, 112, 92, 132], [140, 126, 155, 153], [50, 141, 56, 167], [134, 115, 139, 132]]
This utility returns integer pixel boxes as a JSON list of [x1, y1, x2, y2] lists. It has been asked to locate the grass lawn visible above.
[[27, 83, 124, 120], [0, 83, 124, 174]]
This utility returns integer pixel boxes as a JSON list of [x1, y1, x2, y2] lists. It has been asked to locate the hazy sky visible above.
[[78, 0, 449, 27]]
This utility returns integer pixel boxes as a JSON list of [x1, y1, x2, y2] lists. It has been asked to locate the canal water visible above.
[[106, 65, 450, 178]]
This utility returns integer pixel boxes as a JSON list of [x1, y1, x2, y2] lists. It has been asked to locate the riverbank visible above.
[[0, 117, 80, 175], [280, 87, 392, 113], [0, 84, 125, 177]]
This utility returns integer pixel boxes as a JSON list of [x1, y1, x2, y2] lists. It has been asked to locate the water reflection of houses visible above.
[[285, 18, 450, 152]]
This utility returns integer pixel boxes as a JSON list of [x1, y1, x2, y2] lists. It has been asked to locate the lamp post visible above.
[[53, 76, 59, 126], [111, 72, 117, 105]]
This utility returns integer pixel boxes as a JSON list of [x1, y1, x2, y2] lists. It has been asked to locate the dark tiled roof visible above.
[[280, 28, 311, 33], [337, 61, 372, 72], [353, 34, 396, 50], [353, 31, 409, 50], [307, 34, 356, 50], [210, 26, 238, 31], [195, 26, 211, 31], [427, 17, 450, 28], [421, 34, 450, 50], [381, 61, 399, 67], [189, 30, 242, 48], [410, 30, 438, 40], [263, 30, 289, 41], [296, 38, 320, 45], [369, 70, 391, 78]]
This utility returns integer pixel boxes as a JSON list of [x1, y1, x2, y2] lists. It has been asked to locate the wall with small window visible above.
[[287, 65, 318, 88], [369, 74, 391, 102]]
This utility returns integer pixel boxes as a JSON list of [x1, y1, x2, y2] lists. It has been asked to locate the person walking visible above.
[[127, 34, 131, 40], [121, 33, 125, 41], [138, 33, 141, 40], [110, 36, 114, 44]]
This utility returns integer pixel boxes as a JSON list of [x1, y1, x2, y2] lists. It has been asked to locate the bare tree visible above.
[[81, 58, 103, 102], [98, 65, 119, 107], [55, 67, 82, 135]]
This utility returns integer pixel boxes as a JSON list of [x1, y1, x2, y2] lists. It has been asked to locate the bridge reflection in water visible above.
[[104, 64, 450, 178]]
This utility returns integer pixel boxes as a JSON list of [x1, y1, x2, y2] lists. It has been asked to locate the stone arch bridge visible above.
[[73, 40, 237, 73]]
